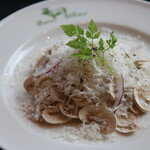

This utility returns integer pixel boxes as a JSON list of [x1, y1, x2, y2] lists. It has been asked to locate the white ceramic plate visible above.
[[0, 0, 150, 150]]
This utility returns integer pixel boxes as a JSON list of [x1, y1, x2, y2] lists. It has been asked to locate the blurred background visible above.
[[0, 0, 149, 150]]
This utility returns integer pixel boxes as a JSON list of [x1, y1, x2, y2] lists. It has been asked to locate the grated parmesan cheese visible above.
[[13, 29, 150, 143]]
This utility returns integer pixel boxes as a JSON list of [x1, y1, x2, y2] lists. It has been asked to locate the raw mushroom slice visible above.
[[72, 97, 91, 107], [59, 100, 80, 118], [116, 125, 137, 134], [141, 94, 150, 102], [115, 110, 137, 133], [45, 49, 52, 55], [35, 75, 51, 88], [105, 93, 116, 108], [133, 89, 149, 113], [42, 102, 60, 113], [129, 104, 141, 115], [24, 76, 36, 95], [134, 60, 150, 69], [109, 92, 115, 100], [139, 89, 150, 102], [35, 55, 49, 68], [42, 109, 72, 124], [79, 105, 116, 135], [115, 110, 137, 127]]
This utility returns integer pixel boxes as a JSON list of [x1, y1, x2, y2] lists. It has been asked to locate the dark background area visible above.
[[0, 0, 44, 21], [0, 0, 149, 150]]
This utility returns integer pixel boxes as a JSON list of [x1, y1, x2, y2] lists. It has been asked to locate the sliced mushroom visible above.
[[109, 92, 115, 100], [42, 109, 72, 124], [105, 93, 116, 108], [142, 94, 150, 102], [24, 76, 36, 95], [134, 60, 150, 69], [115, 110, 137, 133], [79, 105, 116, 135], [72, 97, 91, 107], [116, 125, 137, 134], [129, 104, 141, 115], [139, 89, 150, 102], [59, 100, 80, 118], [43, 102, 60, 113], [35, 75, 51, 88], [45, 49, 52, 55], [133, 89, 149, 113], [35, 55, 49, 68]]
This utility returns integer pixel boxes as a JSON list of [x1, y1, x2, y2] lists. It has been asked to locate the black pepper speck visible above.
[[80, 78, 84, 83]]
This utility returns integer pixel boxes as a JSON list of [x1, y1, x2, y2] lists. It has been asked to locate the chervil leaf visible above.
[[98, 38, 104, 51], [61, 24, 77, 37], [110, 31, 117, 48], [86, 31, 92, 38], [81, 47, 92, 55], [93, 32, 100, 39], [66, 37, 86, 49], [106, 31, 117, 49], [77, 26, 84, 35], [69, 53, 94, 59], [106, 40, 110, 45], [88, 19, 98, 34], [60, 19, 118, 74]]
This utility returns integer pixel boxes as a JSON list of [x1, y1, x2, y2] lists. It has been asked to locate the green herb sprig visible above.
[[60, 19, 117, 74]]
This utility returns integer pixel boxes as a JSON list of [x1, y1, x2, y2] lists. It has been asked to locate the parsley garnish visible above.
[[61, 19, 117, 74]]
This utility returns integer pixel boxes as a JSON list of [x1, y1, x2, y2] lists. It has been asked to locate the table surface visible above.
[[0, 0, 149, 150]]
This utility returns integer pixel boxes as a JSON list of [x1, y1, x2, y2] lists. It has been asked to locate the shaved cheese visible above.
[[14, 30, 150, 142]]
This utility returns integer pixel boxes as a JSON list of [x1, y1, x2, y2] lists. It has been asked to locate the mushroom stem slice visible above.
[[42, 109, 72, 124], [79, 105, 116, 135], [133, 89, 149, 113], [115, 110, 137, 134]]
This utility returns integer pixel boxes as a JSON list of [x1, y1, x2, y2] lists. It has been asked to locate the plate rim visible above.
[[0, 0, 150, 150]]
